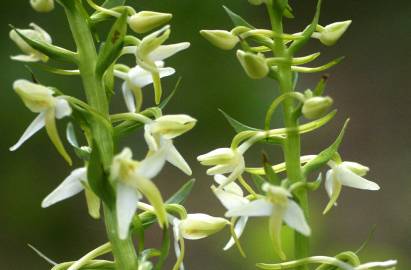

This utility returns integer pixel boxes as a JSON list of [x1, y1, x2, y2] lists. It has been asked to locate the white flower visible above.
[[323, 161, 380, 214], [30, 0, 54, 13], [114, 62, 175, 112], [41, 167, 101, 219], [144, 115, 196, 175], [9, 23, 52, 62], [226, 184, 310, 260], [312, 21, 352, 46], [110, 148, 167, 239], [171, 213, 229, 270], [197, 147, 245, 188], [212, 175, 249, 251], [10, 80, 72, 163]]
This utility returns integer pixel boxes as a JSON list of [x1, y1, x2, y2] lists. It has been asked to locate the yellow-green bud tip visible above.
[[129, 11, 172, 34], [200, 30, 240, 50]]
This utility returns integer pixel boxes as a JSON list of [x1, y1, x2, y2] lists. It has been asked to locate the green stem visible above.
[[61, 1, 138, 269], [267, 2, 309, 268]]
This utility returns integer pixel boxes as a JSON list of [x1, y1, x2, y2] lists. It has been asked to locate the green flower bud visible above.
[[178, 214, 229, 240], [200, 30, 240, 50], [236, 50, 269, 79], [13, 79, 55, 113], [30, 0, 54, 13], [316, 21, 352, 46], [302, 96, 333, 119], [149, 114, 197, 139], [128, 11, 172, 34]]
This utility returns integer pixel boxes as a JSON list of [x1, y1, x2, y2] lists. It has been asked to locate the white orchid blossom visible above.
[[212, 175, 249, 251], [323, 160, 380, 214], [9, 23, 52, 62], [10, 79, 72, 164], [144, 114, 196, 175], [171, 213, 229, 270], [312, 21, 352, 46], [114, 62, 175, 112], [110, 148, 168, 239], [226, 184, 310, 260], [197, 147, 246, 188], [41, 167, 101, 219]]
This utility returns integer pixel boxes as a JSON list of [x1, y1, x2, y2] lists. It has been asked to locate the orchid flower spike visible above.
[[110, 148, 168, 239], [212, 175, 249, 251], [144, 115, 197, 175], [10, 80, 72, 165], [226, 184, 310, 260], [41, 167, 101, 219], [323, 160, 380, 214], [114, 62, 175, 112], [30, 0, 54, 12], [197, 147, 246, 188], [171, 214, 229, 270], [9, 23, 52, 62]]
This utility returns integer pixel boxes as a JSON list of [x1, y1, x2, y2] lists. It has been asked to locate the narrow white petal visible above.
[[116, 183, 142, 240], [165, 142, 192, 175], [121, 82, 136, 113], [149, 42, 191, 61], [283, 200, 311, 236], [54, 99, 72, 119], [11, 54, 40, 62], [335, 166, 380, 190], [138, 150, 167, 179], [128, 66, 154, 88], [325, 169, 334, 198], [213, 187, 248, 210], [41, 168, 86, 208], [158, 67, 175, 80], [214, 175, 243, 197], [223, 216, 248, 250], [10, 112, 46, 151], [144, 125, 159, 151], [226, 199, 272, 217]]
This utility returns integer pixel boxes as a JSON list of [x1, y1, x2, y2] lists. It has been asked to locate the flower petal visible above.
[[121, 82, 136, 113], [283, 200, 311, 236], [41, 167, 86, 208], [269, 210, 287, 260], [336, 166, 380, 190], [138, 149, 166, 179], [223, 216, 248, 250], [116, 183, 142, 239], [214, 175, 243, 197], [54, 98, 72, 119], [226, 199, 272, 217], [323, 172, 342, 214], [149, 42, 190, 61], [165, 141, 192, 175], [10, 112, 46, 151], [212, 186, 248, 210], [11, 54, 40, 62]]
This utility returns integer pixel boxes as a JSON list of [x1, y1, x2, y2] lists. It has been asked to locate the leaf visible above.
[[289, 0, 323, 55], [95, 12, 128, 76], [66, 123, 91, 160], [223, 6, 255, 28], [262, 153, 281, 185], [219, 109, 260, 133], [250, 174, 265, 194], [102, 0, 125, 8], [11, 26, 77, 63], [87, 142, 115, 207], [166, 179, 195, 204], [302, 119, 349, 176], [159, 77, 182, 109]]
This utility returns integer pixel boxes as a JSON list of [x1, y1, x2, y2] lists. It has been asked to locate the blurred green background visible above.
[[1, 0, 410, 269]]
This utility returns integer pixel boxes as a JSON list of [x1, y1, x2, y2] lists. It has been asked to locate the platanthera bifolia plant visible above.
[[199, 1, 398, 269], [9, 0, 230, 269]]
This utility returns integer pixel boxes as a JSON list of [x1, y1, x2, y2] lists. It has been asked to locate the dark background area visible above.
[[0, 0, 410, 269]]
